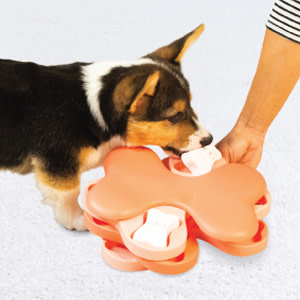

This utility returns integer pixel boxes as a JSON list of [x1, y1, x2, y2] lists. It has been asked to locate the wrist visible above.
[[234, 115, 267, 140]]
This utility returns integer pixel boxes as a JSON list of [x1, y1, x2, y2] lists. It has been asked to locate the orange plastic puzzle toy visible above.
[[83, 146, 271, 274]]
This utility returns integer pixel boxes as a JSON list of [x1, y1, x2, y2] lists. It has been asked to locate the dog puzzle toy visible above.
[[83, 146, 271, 274]]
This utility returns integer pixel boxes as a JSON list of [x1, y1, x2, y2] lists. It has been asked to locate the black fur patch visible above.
[[0, 59, 106, 177]]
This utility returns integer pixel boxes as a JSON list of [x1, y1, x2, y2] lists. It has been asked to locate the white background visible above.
[[0, 1, 300, 299]]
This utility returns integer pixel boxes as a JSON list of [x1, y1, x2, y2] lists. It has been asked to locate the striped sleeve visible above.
[[266, 0, 300, 43]]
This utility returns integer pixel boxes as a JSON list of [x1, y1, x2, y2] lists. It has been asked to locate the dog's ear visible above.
[[113, 71, 159, 117], [147, 24, 204, 66], [128, 71, 159, 116]]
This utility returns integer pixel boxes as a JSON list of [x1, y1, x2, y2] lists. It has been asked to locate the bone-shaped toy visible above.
[[84, 146, 267, 243]]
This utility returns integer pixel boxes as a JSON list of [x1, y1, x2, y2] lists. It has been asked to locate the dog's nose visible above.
[[200, 134, 213, 147]]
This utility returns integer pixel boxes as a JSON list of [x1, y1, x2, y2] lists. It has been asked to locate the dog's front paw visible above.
[[37, 181, 88, 231], [55, 209, 87, 231], [72, 214, 87, 231]]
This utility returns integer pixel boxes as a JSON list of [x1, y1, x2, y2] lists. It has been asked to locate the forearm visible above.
[[235, 29, 300, 137]]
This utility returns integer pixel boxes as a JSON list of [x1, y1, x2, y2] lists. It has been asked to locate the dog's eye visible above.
[[167, 112, 184, 124]]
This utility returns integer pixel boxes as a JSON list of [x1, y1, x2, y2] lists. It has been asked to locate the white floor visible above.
[[1, 1, 300, 299]]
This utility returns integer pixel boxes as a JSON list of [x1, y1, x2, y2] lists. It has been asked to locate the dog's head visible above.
[[82, 24, 212, 156]]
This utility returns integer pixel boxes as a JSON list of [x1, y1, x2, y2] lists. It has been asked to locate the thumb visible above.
[[215, 140, 231, 163]]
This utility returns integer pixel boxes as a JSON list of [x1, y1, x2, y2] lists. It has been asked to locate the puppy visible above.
[[0, 24, 212, 230]]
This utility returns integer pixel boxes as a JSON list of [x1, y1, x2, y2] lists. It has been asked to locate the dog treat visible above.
[[181, 145, 222, 176], [132, 208, 180, 248]]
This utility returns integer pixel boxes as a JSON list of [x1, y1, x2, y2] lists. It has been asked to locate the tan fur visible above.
[[33, 158, 80, 191], [126, 118, 196, 149], [77, 136, 126, 172], [164, 99, 187, 119], [129, 72, 159, 115], [78, 146, 102, 172], [173, 99, 187, 112], [175, 24, 205, 62]]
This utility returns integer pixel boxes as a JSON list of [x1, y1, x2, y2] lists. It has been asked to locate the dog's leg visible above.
[[33, 162, 86, 231], [38, 182, 86, 231]]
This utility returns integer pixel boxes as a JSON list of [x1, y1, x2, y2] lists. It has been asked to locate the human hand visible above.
[[214, 127, 265, 169]]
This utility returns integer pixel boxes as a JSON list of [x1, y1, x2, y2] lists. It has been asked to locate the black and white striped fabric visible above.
[[266, 0, 300, 43]]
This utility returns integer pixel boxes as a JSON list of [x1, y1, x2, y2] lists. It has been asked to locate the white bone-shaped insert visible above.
[[181, 145, 222, 176], [132, 208, 180, 248]]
